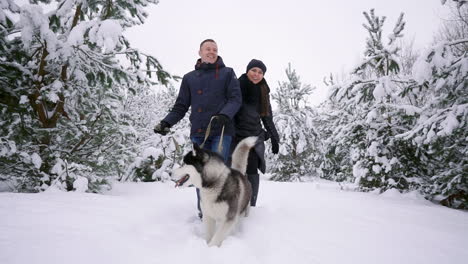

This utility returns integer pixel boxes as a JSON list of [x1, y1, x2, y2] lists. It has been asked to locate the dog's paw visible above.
[[207, 241, 220, 247], [207, 238, 222, 247]]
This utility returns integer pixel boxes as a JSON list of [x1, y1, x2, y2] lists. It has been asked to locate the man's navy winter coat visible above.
[[162, 56, 241, 137]]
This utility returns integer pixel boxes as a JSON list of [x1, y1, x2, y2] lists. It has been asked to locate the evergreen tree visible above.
[[269, 64, 321, 181], [398, 2, 468, 208], [0, 0, 173, 192], [319, 4, 467, 209], [324, 9, 422, 191]]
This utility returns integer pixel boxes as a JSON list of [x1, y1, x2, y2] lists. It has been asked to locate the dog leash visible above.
[[200, 115, 225, 155]]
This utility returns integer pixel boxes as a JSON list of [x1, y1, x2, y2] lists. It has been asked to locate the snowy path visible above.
[[1, 180, 467, 264]]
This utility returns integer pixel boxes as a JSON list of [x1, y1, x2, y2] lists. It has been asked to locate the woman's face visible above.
[[247, 67, 264, 84]]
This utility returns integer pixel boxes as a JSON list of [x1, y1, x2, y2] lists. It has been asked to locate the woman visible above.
[[233, 59, 280, 206]]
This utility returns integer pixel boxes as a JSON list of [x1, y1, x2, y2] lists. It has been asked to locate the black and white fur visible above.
[[172, 137, 257, 247]]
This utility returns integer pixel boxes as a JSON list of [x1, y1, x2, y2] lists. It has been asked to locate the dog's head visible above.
[[172, 143, 226, 188], [183, 143, 210, 169], [172, 143, 210, 188], [172, 164, 201, 188]]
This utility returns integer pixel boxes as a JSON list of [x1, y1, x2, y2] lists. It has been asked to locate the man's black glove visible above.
[[271, 138, 279, 154], [154, 121, 171, 135], [212, 114, 230, 127]]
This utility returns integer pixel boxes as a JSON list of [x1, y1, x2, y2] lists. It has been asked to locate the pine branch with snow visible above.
[[354, 9, 404, 78], [120, 84, 191, 183]]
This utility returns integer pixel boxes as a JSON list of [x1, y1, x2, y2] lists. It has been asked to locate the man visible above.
[[154, 39, 241, 218]]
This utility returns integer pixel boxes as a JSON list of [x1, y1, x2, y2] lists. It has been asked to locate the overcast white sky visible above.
[[127, 0, 448, 105]]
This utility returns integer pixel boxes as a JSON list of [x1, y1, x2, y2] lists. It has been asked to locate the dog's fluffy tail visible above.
[[231, 136, 257, 175]]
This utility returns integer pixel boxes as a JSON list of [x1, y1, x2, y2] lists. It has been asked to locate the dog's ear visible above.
[[192, 143, 201, 156], [191, 143, 210, 163]]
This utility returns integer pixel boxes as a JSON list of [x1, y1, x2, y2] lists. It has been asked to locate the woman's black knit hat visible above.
[[246, 59, 267, 74]]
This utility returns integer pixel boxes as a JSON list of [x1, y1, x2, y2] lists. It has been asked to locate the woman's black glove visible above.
[[262, 116, 279, 154], [263, 129, 271, 141], [271, 138, 279, 154]]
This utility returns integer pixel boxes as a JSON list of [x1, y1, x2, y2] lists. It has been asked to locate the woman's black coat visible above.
[[233, 74, 279, 173]]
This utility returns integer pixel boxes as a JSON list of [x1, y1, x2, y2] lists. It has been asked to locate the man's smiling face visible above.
[[199, 41, 218, 64]]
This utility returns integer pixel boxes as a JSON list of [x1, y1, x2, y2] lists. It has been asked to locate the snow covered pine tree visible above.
[[325, 10, 424, 192], [322, 4, 467, 209], [0, 0, 173, 192], [269, 64, 321, 181], [397, 1, 468, 208]]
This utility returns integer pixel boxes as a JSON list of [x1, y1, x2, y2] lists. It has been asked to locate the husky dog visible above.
[[172, 137, 257, 247]]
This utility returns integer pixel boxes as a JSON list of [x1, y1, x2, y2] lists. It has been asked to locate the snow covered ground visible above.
[[1, 180, 467, 264]]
